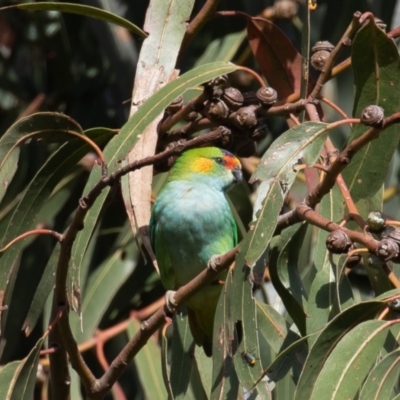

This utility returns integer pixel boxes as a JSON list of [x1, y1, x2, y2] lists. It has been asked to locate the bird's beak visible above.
[[232, 168, 243, 183]]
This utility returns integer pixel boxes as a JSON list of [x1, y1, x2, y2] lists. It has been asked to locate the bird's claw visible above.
[[165, 290, 178, 314], [207, 255, 221, 272]]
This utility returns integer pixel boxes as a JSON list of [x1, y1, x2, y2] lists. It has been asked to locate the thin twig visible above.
[[308, 11, 362, 100], [0, 229, 62, 252], [179, 0, 221, 57]]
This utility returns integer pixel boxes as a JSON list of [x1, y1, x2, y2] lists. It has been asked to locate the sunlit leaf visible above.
[[310, 320, 398, 400], [295, 300, 386, 400], [360, 347, 400, 400], [1, 2, 147, 37], [342, 20, 400, 219], [246, 121, 328, 266]]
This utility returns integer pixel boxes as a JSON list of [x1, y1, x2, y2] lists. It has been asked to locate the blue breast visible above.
[[152, 181, 235, 287]]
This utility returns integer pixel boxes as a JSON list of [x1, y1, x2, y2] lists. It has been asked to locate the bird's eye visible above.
[[215, 157, 225, 165]]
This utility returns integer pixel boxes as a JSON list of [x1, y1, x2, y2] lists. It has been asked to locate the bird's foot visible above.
[[165, 290, 178, 314], [207, 254, 221, 272]]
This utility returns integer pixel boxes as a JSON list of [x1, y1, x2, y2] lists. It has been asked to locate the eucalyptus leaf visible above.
[[247, 121, 328, 266], [342, 21, 400, 218], [295, 300, 386, 400], [128, 319, 168, 399], [360, 347, 400, 400], [310, 320, 398, 400], [171, 308, 195, 400], [1, 2, 146, 38]]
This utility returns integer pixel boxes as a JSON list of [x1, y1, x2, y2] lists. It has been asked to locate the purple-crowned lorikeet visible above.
[[150, 147, 242, 356]]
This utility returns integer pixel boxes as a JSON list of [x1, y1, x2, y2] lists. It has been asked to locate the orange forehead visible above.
[[223, 153, 241, 170]]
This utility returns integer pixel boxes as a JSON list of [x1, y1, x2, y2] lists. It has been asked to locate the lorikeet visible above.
[[150, 147, 242, 356]]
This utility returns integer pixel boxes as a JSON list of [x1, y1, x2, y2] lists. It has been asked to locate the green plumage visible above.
[[150, 147, 242, 356]]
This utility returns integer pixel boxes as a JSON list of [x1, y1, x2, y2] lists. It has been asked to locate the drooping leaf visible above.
[[342, 20, 400, 219], [269, 223, 308, 336], [246, 16, 302, 99], [310, 320, 399, 400], [362, 253, 394, 295], [170, 308, 195, 400], [295, 300, 386, 400], [194, 346, 213, 396], [211, 270, 239, 400], [0, 336, 44, 399], [306, 261, 335, 341], [256, 301, 287, 354], [0, 112, 84, 206], [186, 360, 208, 400], [246, 121, 328, 266], [1, 2, 147, 37], [128, 319, 168, 400], [0, 128, 113, 337], [195, 30, 246, 66], [360, 347, 400, 400], [0, 126, 114, 359], [231, 250, 272, 398], [71, 227, 140, 342]]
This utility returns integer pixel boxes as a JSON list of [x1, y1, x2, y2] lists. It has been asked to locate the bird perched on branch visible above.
[[150, 147, 242, 356]]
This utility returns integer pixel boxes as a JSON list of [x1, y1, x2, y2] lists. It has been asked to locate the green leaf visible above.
[[256, 301, 287, 354], [0, 125, 113, 359], [0, 362, 21, 398], [306, 261, 335, 341], [71, 227, 140, 342], [342, 20, 400, 218], [0, 112, 83, 206], [194, 346, 213, 396], [170, 308, 195, 399], [312, 186, 345, 272], [128, 319, 168, 399], [1, 2, 147, 37], [211, 270, 239, 400], [0, 336, 44, 399], [310, 320, 398, 400], [247, 121, 328, 265], [71, 61, 239, 310], [362, 253, 393, 295], [1, 127, 113, 341], [269, 223, 308, 336], [186, 360, 208, 400], [160, 322, 174, 399], [360, 347, 400, 400], [295, 300, 386, 400], [195, 31, 246, 66]]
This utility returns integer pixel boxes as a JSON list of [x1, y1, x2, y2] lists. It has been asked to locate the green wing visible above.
[[149, 212, 175, 290]]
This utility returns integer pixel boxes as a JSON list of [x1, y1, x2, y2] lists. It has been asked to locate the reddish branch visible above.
[[179, 0, 221, 58]]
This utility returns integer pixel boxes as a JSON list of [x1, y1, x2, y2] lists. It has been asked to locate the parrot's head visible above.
[[168, 147, 243, 191]]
